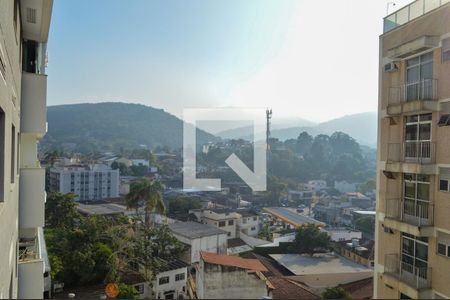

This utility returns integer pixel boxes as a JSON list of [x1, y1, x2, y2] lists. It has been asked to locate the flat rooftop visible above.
[[168, 221, 227, 239], [76, 203, 127, 216], [269, 253, 370, 276], [264, 207, 324, 227]]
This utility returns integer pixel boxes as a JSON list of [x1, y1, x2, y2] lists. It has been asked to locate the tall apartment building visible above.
[[0, 0, 53, 299], [48, 164, 120, 201], [376, 1, 450, 298]]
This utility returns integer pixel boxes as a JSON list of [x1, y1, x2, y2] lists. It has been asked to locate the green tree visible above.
[[45, 192, 79, 228], [296, 131, 314, 155], [321, 287, 352, 299], [117, 283, 138, 299], [168, 196, 201, 215], [292, 224, 330, 256], [264, 176, 288, 206], [126, 178, 165, 225]]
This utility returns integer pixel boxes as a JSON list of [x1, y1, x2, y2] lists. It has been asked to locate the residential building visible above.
[[168, 221, 228, 264], [131, 158, 149, 167], [196, 251, 269, 299], [334, 181, 359, 193], [237, 210, 261, 237], [304, 180, 327, 192], [0, 0, 53, 298], [191, 208, 262, 238], [324, 228, 363, 242], [376, 1, 450, 298], [121, 258, 188, 300], [194, 208, 240, 238], [48, 164, 119, 201]]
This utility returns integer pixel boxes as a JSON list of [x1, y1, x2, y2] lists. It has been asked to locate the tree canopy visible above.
[[291, 224, 331, 255]]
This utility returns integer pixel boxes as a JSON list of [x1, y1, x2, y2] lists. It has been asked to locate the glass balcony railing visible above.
[[384, 254, 431, 289], [384, 0, 450, 33]]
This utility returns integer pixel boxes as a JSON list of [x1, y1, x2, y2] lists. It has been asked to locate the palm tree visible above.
[[125, 178, 165, 226]]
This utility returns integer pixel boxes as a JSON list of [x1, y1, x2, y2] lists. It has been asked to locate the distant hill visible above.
[[42, 102, 220, 153], [217, 112, 377, 147]]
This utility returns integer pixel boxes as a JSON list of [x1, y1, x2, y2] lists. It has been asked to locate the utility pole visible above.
[[266, 108, 272, 151]]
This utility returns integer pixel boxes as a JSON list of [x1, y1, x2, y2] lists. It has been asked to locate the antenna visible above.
[[266, 108, 272, 151]]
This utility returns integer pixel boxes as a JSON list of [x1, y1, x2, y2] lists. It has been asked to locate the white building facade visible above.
[[0, 0, 53, 298], [48, 164, 119, 201]]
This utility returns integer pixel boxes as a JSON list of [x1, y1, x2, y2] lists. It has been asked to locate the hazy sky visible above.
[[47, 0, 413, 122]]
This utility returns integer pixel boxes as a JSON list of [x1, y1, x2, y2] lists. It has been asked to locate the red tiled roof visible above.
[[268, 277, 320, 300], [200, 251, 268, 272], [338, 277, 373, 299]]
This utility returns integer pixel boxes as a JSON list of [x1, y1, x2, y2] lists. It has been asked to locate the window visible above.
[[0, 109, 4, 201], [242, 218, 247, 224], [404, 114, 432, 160], [175, 273, 185, 281], [228, 220, 234, 226], [406, 52, 434, 101], [439, 179, 449, 192], [437, 231, 450, 258], [401, 233, 429, 276], [134, 284, 144, 294], [251, 226, 256, 231], [438, 114, 450, 127], [218, 221, 226, 227], [10, 125, 15, 183], [253, 216, 257, 221], [439, 168, 450, 192], [403, 174, 430, 222], [442, 38, 450, 63]]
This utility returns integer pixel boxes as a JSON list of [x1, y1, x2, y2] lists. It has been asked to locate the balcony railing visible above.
[[384, 0, 450, 33], [384, 254, 431, 289], [385, 198, 434, 226], [388, 79, 438, 106], [387, 141, 435, 164]]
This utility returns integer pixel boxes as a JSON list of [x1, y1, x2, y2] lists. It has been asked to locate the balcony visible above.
[[387, 79, 438, 115], [21, 72, 47, 138], [20, 0, 53, 43], [19, 168, 45, 229], [385, 199, 434, 236], [18, 228, 45, 299], [384, 254, 431, 290], [384, 0, 450, 33], [385, 142, 437, 174]]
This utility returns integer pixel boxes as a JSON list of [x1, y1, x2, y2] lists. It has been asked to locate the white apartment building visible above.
[[0, 0, 53, 299], [48, 164, 119, 201]]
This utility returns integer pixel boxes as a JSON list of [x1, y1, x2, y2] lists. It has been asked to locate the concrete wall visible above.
[[197, 260, 267, 299], [0, 1, 23, 298], [238, 216, 261, 237], [173, 233, 227, 264]]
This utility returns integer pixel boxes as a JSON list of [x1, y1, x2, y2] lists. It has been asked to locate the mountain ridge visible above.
[[42, 102, 219, 153]]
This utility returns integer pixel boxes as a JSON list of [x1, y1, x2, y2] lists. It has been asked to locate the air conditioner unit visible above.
[[384, 62, 398, 72]]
